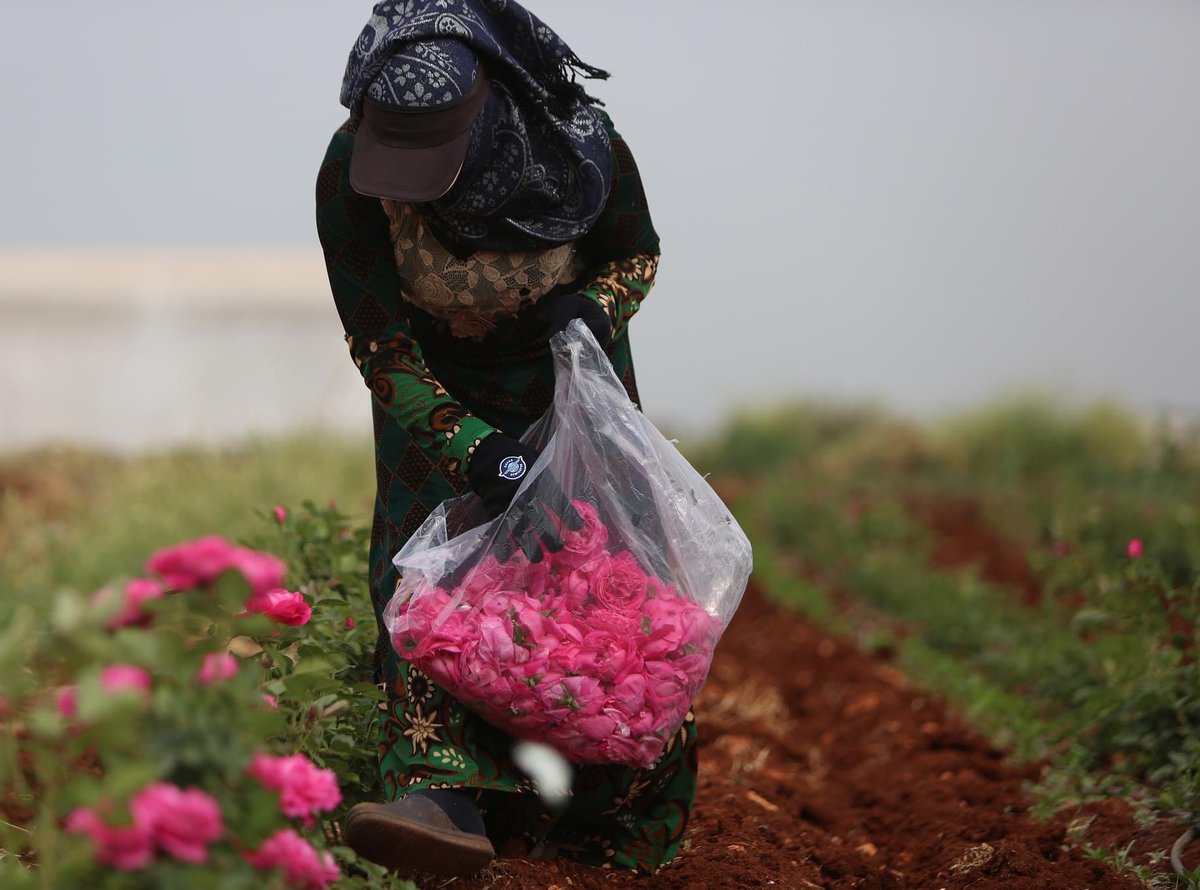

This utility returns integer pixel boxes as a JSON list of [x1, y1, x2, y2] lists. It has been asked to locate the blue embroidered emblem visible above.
[[498, 455, 527, 480]]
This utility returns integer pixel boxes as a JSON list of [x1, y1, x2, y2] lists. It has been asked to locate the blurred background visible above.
[[2, 0, 1198, 451]]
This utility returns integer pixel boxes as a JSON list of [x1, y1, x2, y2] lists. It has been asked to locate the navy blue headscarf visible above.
[[341, 0, 615, 254]]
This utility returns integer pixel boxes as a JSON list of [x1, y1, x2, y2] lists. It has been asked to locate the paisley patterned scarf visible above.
[[341, 0, 615, 254]]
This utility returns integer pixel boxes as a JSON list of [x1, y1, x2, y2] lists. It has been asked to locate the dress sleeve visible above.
[[573, 111, 662, 341], [315, 126, 496, 479]]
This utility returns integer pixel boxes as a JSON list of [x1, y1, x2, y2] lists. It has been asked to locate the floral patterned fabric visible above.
[[385, 664, 698, 872], [316, 107, 693, 874], [381, 200, 578, 340]]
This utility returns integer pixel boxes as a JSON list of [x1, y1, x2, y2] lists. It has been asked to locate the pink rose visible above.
[[671, 652, 713, 691], [554, 500, 609, 570], [56, 685, 79, 717], [421, 646, 472, 692], [261, 694, 279, 710], [93, 578, 166, 630], [536, 676, 603, 718], [100, 665, 152, 700], [393, 586, 457, 653], [506, 712, 544, 735], [520, 554, 553, 600], [273, 505, 288, 524], [577, 713, 617, 742], [422, 603, 479, 655], [544, 724, 592, 757], [245, 829, 341, 890], [344, 616, 356, 629], [584, 606, 640, 638], [549, 630, 642, 685], [460, 553, 551, 602], [496, 669, 538, 706], [129, 782, 224, 864], [65, 807, 155, 871], [456, 555, 515, 591], [639, 595, 688, 658], [477, 590, 519, 619], [604, 733, 665, 770], [643, 660, 691, 720], [560, 552, 608, 611], [197, 652, 239, 685], [509, 597, 563, 650], [677, 602, 722, 651], [626, 708, 660, 739], [585, 631, 645, 683], [611, 673, 647, 716], [589, 550, 650, 613], [248, 753, 342, 826], [412, 604, 469, 682], [145, 536, 238, 590], [245, 589, 311, 626], [146, 537, 286, 597], [229, 548, 288, 598], [459, 614, 534, 692], [1127, 538, 1144, 559]]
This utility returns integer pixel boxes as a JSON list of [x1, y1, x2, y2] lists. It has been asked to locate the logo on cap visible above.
[[498, 455, 527, 480]]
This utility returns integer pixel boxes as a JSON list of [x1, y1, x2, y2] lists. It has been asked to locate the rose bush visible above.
[[0, 502, 416, 889]]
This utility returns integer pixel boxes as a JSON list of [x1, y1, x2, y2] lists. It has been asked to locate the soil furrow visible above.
[[450, 580, 1148, 889]]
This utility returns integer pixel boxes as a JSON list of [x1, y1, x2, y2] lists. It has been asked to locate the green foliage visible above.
[[688, 400, 929, 478], [0, 433, 374, 597], [933, 395, 1151, 483], [1045, 554, 1200, 817], [253, 502, 386, 810]]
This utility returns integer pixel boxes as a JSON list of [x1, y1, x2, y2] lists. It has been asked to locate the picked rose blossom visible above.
[[388, 499, 722, 769]]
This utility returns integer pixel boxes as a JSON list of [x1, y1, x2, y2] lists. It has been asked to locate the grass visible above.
[[0, 433, 374, 597]]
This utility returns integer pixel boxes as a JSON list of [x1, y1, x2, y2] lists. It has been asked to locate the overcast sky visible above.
[[3, 0, 1199, 432]]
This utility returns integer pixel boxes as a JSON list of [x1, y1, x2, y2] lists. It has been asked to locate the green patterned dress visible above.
[[315, 112, 697, 874]]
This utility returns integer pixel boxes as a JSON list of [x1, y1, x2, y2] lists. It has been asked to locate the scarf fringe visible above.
[[551, 52, 611, 108], [563, 51, 611, 83]]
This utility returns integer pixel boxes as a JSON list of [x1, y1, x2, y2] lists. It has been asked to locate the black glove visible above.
[[546, 293, 612, 350], [466, 432, 583, 562], [467, 433, 540, 519]]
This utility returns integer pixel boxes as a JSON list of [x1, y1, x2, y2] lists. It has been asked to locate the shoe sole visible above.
[[343, 802, 495, 877]]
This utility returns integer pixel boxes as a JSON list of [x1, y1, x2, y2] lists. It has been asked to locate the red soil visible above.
[[905, 496, 1043, 606], [449, 581, 1156, 889]]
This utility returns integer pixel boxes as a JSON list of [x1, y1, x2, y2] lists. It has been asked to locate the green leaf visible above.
[[96, 760, 163, 803]]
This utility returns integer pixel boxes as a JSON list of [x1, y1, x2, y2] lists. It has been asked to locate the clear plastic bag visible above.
[[385, 320, 753, 768]]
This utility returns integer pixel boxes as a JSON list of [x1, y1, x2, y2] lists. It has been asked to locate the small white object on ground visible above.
[[512, 740, 572, 812]]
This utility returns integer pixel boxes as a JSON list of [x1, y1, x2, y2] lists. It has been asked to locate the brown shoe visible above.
[[343, 796, 495, 877]]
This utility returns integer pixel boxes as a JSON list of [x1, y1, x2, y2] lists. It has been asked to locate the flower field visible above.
[[1, 400, 1198, 888]]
